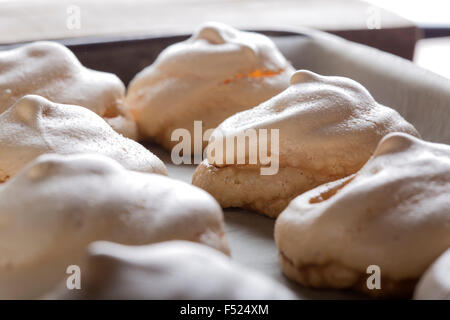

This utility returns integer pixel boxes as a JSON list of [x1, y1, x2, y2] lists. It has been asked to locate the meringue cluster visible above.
[[0, 21, 448, 300], [0, 23, 298, 300]]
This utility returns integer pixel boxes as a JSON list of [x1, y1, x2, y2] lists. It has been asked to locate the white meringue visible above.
[[414, 248, 450, 300], [0, 153, 228, 299], [0, 95, 166, 182], [126, 22, 295, 150], [46, 241, 295, 300], [275, 133, 450, 297], [0, 41, 137, 138], [193, 70, 419, 217]]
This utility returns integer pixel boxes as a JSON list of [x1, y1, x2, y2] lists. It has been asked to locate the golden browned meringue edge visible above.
[[278, 250, 416, 299], [192, 161, 339, 218]]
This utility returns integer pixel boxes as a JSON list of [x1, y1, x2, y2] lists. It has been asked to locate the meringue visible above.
[[193, 70, 420, 217], [0, 95, 166, 182], [0, 153, 228, 299], [275, 133, 450, 297], [46, 241, 295, 300], [414, 248, 450, 300], [126, 22, 295, 150], [0, 41, 137, 138]]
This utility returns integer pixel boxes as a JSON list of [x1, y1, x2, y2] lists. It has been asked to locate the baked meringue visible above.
[[0, 95, 166, 182], [275, 133, 450, 297], [414, 248, 450, 300], [0, 153, 228, 299], [193, 70, 419, 217], [126, 22, 295, 150], [46, 241, 295, 300], [0, 41, 137, 138]]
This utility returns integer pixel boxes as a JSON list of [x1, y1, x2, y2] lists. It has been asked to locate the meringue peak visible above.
[[13, 94, 47, 124], [193, 22, 237, 45], [24, 153, 121, 182]]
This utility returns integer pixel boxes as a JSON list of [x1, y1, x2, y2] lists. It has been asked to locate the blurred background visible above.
[[1, 0, 449, 78]]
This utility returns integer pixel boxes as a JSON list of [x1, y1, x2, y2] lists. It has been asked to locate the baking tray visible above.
[[2, 28, 449, 299]]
